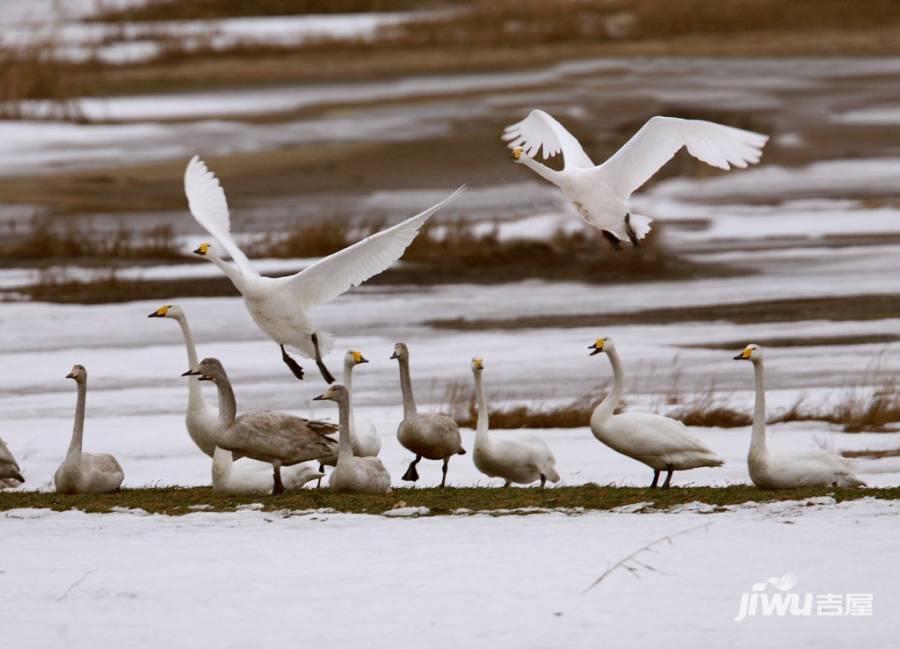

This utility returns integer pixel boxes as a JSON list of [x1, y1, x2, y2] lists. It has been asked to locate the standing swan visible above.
[[471, 358, 559, 488], [342, 349, 381, 457], [148, 304, 218, 456], [390, 342, 465, 487], [54, 365, 124, 494], [588, 337, 724, 488], [212, 447, 323, 495], [0, 438, 24, 488], [184, 358, 337, 494], [184, 156, 464, 383], [313, 384, 391, 494], [503, 110, 767, 249], [734, 344, 865, 489]]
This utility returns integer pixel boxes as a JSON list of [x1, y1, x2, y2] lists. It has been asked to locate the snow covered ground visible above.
[[2, 499, 898, 648]]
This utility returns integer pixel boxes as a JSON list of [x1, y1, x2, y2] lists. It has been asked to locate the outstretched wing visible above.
[[595, 116, 768, 198], [287, 186, 465, 306], [184, 156, 259, 278], [502, 109, 594, 170]]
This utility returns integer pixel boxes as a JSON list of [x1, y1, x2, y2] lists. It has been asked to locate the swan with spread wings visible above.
[[503, 111, 767, 250], [184, 156, 464, 383]]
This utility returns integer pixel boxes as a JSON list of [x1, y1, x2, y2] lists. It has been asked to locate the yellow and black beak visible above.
[[193, 243, 209, 256], [511, 146, 523, 161], [589, 344, 603, 356], [359, 356, 369, 364], [734, 347, 753, 361], [148, 306, 169, 318]]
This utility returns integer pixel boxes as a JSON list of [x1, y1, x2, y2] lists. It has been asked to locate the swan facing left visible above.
[[0, 437, 25, 488], [54, 365, 124, 494], [184, 156, 465, 384]]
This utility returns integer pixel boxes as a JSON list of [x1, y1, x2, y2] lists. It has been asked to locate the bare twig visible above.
[[56, 569, 95, 601], [583, 522, 712, 594]]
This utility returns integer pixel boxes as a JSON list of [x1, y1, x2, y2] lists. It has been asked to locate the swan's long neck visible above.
[[337, 395, 353, 460], [474, 371, 489, 444], [68, 379, 87, 456], [208, 254, 246, 293], [595, 348, 624, 422], [398, 357, 417, 419], [343, 359, 359, 437], [213, 375, 237, 428], [175, 313, 204, 409], [750, 359, 768, 457], [519, 156, 564, 187]]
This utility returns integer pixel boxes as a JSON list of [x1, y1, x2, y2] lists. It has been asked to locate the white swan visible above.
[[184, 156, 464, 383], [342, 349, 380, 457], [588, 337, 724, 488], [212, 447, 323, 495], [148, 304, 219, 457], [0, 437, 24, 488], [470, 358, 560, 488], [734, 344, 865, 489], [184, 357, 337, 494], [390, 342, 465, 487], [503, 111, 767, 249], [54, 365, 124, 494], [314, 384, 392, 494]]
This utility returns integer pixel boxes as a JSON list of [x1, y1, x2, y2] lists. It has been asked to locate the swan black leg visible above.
[[316, 462, 325, 488], [602, 230, 623, 251], [540, 474, 546, 489], [650, 470, 660, 489], [662, 464, 674, 489], [311, 332, 335, 384], [402, 455, 421, 482], [624, 213, 641, 248], [440, 457, 450, 488], [280, 344, 305, 381], [272, 463, 285, 495]]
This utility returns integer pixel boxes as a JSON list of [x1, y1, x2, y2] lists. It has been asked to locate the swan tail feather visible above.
[[628, 213, 653, 240]]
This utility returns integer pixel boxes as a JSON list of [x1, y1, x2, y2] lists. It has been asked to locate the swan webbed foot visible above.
[[601, 230, 623, 251], [440, 457, 450, 488], [662, 465, 674, 489], [272, 464, 285, 495], [624, 213, 641, 248], [280, 345, 305, 381], [311, 332, 336, 384], [402, 455, 421, 482], [650, 470, 660, 489]]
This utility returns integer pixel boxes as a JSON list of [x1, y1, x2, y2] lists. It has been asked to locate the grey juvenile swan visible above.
[[0, 437, 24, 488]]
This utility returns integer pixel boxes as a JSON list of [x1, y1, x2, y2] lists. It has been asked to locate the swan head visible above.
[[734, 344, 762, 362], [588, 336, 613, 356], [147, 304, 181, 319], [511, 146, 524, 162], [182, 357, 226, 382], [313, 384, 349, 404], [346, 349, 369, 366], [471, 357, 484, 372], [193, 242, 211, 258], [390, 342, 409, 361], [65, 364, 87, 382]]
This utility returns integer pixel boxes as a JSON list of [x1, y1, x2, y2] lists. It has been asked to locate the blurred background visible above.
[[1, 0, 900, 488]]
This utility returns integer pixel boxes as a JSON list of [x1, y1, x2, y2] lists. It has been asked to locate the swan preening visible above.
[[504, 110, 768, 249], [185, 357, 338, 495], [391, 342, 465, 487], [0, 438, 24, 488], [588, 337, 724, 488], [471, 358, 559, 488], [314, 384, 392, 494], [212, 446, 323, 495], [734, 344, 865, 489], [54, 365, 125, 494], [184, 155, 465, 384]]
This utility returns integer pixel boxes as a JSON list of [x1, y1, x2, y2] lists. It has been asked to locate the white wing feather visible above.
[[184, 156, 259, 278], [595, 116, 768, 197], [502, 109, 594, 170], [288, 186, 465, 306]]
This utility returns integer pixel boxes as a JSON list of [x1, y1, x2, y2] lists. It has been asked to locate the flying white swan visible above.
[[342, 349, 381, 457], [390, 342, 465, 487], [0, 437, 24, 488], [313, 384, 392, 494], [588, 337, 724, 488], [212, 446, 323, 495], [470, 358, 559, 488], [503, 110, 768, 249], [54, 365, 124, 494], [184, 156, 465, 383], [184, 357, 338, 494], [734, 344, 865, 489]]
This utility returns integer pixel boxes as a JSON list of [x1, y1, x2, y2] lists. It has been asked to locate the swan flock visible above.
[[2, 108, 875, 495]]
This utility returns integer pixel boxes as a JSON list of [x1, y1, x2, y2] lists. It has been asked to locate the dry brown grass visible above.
[[0, 43, 90, 120], [668, 387, 752, 428]]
